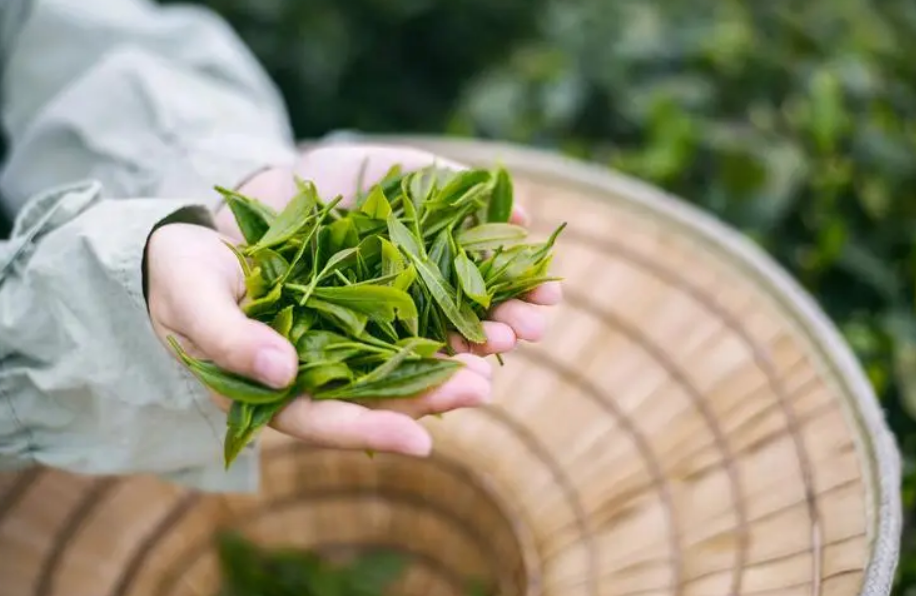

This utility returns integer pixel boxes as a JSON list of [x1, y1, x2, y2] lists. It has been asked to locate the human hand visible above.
[[148, 143, 561, 459], [146, 220, 497, 457]]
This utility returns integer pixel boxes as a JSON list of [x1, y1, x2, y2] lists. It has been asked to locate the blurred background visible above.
[[159, 0, 916, 592]]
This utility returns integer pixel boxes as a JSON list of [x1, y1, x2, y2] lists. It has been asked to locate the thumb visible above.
[[181, 288, 298, 390], [150, 224, 298, 389]]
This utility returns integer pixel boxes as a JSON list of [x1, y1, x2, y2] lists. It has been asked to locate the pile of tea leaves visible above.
[[214, 531, 407, 596], [168, 164, 565, 468], [214, 531, 491, 596]]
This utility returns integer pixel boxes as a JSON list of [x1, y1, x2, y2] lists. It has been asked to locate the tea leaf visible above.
[[314, 358, 463, 400], [251, 248, 289, 284], [360, 184, 393, 220], [307, 297, 370, 337], [298, 361, 353, 392], [271, 305, 295, 339], [311, 284, 419, 322], [488, 166, 514, 223], [380, 237, 406, 276], [167, 336, 292, 404], [216, 186, 273, 245], [242, 282, 283, 318], [316, 247, 360, 282], [405, 251, 487, 343], [289, 309, 316, 345], [434, 169, 493, 206], [248, 181, 318, 250], [395, 336, 444, 357], [386, 212, 424, 258], [394, 264, 417, 292], [327, 216, 360, 254], [454, 252, 490, 308], [227, 401, 253, 438], [353, 338, 425, 386], [429, 228, 454, 279], [457, 223, 528, 251], [296, 330, 365, 362], [222, 240, 252, 277], [244, 266, 268, 299], [224, 396, 293, 468]]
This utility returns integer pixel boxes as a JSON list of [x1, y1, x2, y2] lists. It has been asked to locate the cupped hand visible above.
[[146, 222, 494, 457], [148, 143, 561, 458]]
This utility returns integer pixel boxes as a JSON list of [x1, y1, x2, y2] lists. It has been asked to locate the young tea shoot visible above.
[[170, 164, 565, 468]]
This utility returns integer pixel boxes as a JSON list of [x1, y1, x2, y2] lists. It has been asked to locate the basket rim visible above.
[[310, 133, 903, 595]]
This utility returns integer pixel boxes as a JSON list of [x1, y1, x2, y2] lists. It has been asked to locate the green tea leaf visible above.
[[242, 282, 283, 317], [327, 216, 360, 254], [380, 237, 406, 276], [311, 284, 419, 322], [317, 247, 360, 282], [307, 297, 370, 337], [314, 358, 462, 400], [248, 181, 318, 250], [298, 361, 353, 392], [224, 396, 293, 468], [227, 401, 254, 438], [454, 252, 490, 308], [251, 248, 289, 284], [216, 186, 273, 245], [405, 251, 487, 343], [353, 338, 425, 386], [429, 228, 454, 279], [296, 330, 361, 362], [360, 185, 393, 219], [271, 305, 295, 339], [222, 240, 252, 277], [386, 213, 424, 258], [487, 166, 514, 222], [244, 266, 268, 299], [396, 336, 443, 357], [394, 264, 417, 292], [167, 336, 292, 404], [435, 169, 492, 206], [289, 309, 316, 345], [457, 223, 528, 251]]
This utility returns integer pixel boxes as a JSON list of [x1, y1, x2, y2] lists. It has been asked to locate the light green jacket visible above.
[[0, 0, 300, 492]]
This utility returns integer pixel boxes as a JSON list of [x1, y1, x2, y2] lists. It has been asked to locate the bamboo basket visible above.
[[0, 137, 902, 596]]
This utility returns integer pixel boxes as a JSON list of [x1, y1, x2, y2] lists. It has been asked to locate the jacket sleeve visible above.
[[0, 0, 299, 492]]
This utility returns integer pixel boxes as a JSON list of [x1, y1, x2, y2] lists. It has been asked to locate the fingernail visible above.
[[254, 347, 295, 388]]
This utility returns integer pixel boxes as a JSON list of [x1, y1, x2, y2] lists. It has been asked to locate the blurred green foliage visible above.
[[168, 0, 916, 591]]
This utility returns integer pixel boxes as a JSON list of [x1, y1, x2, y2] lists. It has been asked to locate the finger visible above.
[[296, 144, 466, 207], [489, 299, 547, 342], [370, 354, 492, 418], [273, 399, 433, 456], [157, 235, 298, 389], [180, 290, 298, 389], [523, 280, 563, 306], [510, 203, 530, 226], [449, 321, 517, 355], [227, 165, 299, 218]]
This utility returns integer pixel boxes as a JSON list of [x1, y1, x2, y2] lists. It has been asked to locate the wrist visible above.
[[141, 205, 215, 307]]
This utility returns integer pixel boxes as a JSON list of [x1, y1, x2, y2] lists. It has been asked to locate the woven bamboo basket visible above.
[[0, 137, 902, 596]]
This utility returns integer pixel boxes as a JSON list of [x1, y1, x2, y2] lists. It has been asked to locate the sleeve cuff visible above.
[[0, 183, 260, 493]]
